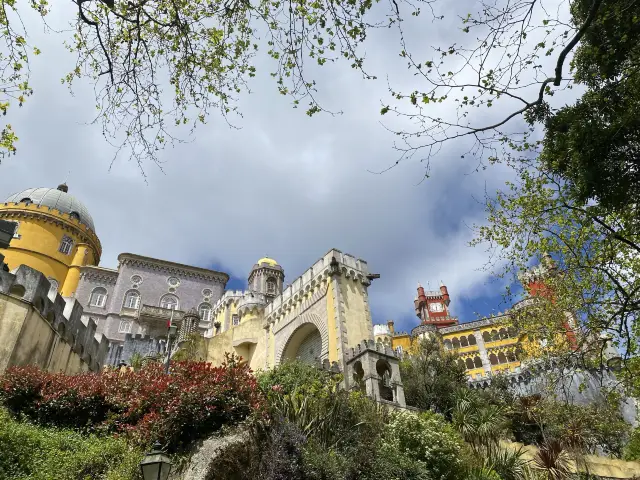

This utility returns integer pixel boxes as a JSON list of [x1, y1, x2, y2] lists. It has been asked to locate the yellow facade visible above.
[[0, 291, 89, 374], [0, 200, 101, 297], [384, 316, 534, 379], [205, 250, 376, 373]]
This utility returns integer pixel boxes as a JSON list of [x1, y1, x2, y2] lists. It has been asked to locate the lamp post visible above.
[[140, 441, 172, 480], [164, 323, 177, 374]]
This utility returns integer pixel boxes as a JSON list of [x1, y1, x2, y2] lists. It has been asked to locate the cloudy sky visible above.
[[0, 0, 563, 333]]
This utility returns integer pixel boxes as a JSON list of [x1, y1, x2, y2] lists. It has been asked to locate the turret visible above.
[[440, 281, 450, 306]]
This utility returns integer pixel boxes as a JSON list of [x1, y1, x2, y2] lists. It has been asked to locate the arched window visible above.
[[199, 303, 212, 322], [465, 358, 474, 369], [482, 331, 491, 342], [499, 328, 508, 339], [507, 351, 517, 362], [266, 277, 277, 294], [474, 356, 482, 368], [508, 326, 517, 338], [491, 330, 500, 341], [457, 359, 465, 369], [498, 352, 507, 364], [468, 334, 477, 345], [47, 278, 59, 300], [123, 290, 140, 309], [452, 337, 460, 349], [59, 235, 73, 255], [489, 353, 498, 365], [160, 294, 179, 310], [460, 336, 469, 347], [69, 211, 80, 221], [90, 287, 107, 307], [444, 339, 452, 350], [20, 197, 32, 205]]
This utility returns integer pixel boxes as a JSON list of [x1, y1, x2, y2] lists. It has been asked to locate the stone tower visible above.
[[247, 257, 284, 303]]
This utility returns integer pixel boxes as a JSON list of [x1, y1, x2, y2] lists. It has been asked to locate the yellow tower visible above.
[[0, 184, 101, 297]]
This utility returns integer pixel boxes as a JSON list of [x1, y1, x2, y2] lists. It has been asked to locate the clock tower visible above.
[[414, 282, 458, 328]]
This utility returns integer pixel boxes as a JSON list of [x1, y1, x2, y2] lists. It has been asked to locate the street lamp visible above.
[[140, 441, 172, 480]]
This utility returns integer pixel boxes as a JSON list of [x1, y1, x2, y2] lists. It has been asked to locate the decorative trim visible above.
[[0, 207, 102, 256], [117, 253, 229, 284], [440, 315, 508, 334], [79, 266, 118, 285]]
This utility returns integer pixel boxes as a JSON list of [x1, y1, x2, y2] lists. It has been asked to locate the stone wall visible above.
[[0, 264, 109, 372]]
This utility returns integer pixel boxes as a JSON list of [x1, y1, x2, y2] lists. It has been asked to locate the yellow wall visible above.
[[0, 203, 100, 297], [339, 276, 372, 348], [391, 334, 412, 352], [206, 314, 266, 372], [0, 293, 90, 374], [326, 278, 339, 363]]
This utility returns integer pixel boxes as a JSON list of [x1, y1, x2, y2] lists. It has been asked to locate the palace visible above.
[[0, 184, 407, 406], [1, 183, 633, 422]]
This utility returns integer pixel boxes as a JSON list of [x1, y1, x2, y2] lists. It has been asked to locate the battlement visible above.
[[237, 291, 267, 313], [373, 324, 391, 336], [0, 264, 109, 371], [211, 289, 245, 315], [344, 339, 399, 362], [265, 249, 370, 318]]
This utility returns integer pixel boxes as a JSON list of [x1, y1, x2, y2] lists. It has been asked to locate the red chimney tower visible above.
[[520, 254, 578, 350], [414, 281, 458, 329]]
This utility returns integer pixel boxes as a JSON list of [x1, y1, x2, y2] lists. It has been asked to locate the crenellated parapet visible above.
[[211, 290, 244, 317], [344, 339, 400, 362], [236, 291, 268, 316], [0, 264, 109, 371], [265, 249, 371, 324]]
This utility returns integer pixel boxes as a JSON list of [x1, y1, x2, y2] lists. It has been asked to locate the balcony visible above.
[[138, 304, 185, 326]]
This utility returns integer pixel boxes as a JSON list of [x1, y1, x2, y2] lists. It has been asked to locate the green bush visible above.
[[0, 408, 143, 480], [624, 426, 640, 461], [384, 411, 466, 480], [256, 360, 341, 397]]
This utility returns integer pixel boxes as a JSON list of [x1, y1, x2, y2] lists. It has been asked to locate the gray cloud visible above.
[[0, 1, 533, 332]]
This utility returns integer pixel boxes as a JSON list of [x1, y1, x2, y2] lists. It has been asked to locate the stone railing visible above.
[[138, 304, 185, 323]]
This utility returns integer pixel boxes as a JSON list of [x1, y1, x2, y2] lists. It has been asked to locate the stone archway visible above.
[[280, 323, 323, 365], [274, 312, 329, 366]]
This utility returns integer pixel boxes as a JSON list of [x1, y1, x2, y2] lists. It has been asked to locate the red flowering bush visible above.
[[0, 354, 263, 451]]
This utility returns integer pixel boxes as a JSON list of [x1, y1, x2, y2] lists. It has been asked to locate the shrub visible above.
[[400, 337, 468, 416], [0, 407, 142, 480], [624, 427, 640, 461], [0, 355, 263, 451], [256, 360, 340, 398], [384, 411, 466, 480]]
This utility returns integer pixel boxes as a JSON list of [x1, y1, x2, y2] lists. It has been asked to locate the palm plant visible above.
[[452, 388, 508, 453]]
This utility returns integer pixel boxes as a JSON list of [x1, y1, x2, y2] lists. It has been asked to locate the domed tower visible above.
[[0, 184, 101, 297], [247, 256, 284, 302]]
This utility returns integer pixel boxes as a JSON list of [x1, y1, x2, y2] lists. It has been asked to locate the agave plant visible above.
[[531, 440, 572, 480]]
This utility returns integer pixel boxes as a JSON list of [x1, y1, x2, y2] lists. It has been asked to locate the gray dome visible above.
[[5, 186, 95, 232]]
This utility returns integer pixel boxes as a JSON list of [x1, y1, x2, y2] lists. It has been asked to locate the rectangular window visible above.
[[232, 314, 240, 326], [118, 321, 132, 334]]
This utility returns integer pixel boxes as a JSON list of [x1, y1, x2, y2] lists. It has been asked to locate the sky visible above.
[[0, 0, 565, 333]]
